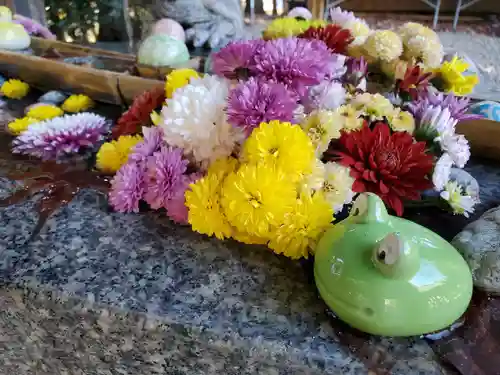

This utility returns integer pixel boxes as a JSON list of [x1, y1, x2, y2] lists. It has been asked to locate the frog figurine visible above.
[[314, 193, 473, 337], [0, 6, 31, 51]]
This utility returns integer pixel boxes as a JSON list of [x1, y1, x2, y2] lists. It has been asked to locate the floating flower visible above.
[[144, 146, 189, 210], [160, 75, 239, 167], [242, 120, 315, 181], [129, 126, 163, 163], [350, 93, 394, 120], [12, 113, 108, 160], [165, 68, 200, 98], [7, 116, 38, 135], [301, 110, 343, 156], [226, 77, 297, 136], [109, 162, 145, 213], [302, 80, 346, 113], [269, 191, 333, 259], [363, 30, 403, 62], [186, 173, 232, 240], [322, 162, 355, 212], [299, 24, 353, 54], [221, 163, 296, 237], [62, 94, 95, 113], [387, 108, 415, 133], [212, 40, 263, 80], [113, 87, 165, 139], [432, 153, 453, 191], [252, 37, 335, 98], [165, 173, 202, 225], [434, 56, 479, 96], [96, 134, 143, 173], [440, 180, 477, 217], [1, 79, 29, 99], [326, 123, 433, 216], [26, 104, 63, 120]]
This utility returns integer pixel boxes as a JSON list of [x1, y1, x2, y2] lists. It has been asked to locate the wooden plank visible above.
[[456, 119, 500, 161]]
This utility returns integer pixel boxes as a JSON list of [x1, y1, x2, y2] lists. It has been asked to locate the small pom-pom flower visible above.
[[363, 30, 403, 62], [109, 162, 146, 213], [165, 68, 200, 98], [1, 79, 29, 99], [7, 117, 38, 135], [242, 120, 315, 181], [96, 134, 143, 173], [62, 94, 95, 113], [27, 104, 64, 121], [12, 113, 108, 160], [226, 77, 297, 136]]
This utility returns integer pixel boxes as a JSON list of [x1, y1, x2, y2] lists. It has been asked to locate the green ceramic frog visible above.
[[314, 193, 473, 337], [0, 6, 31, 51]]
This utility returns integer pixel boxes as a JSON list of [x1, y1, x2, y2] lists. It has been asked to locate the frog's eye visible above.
[[350, 194, 368, 217], [375, 233, 401, 266]]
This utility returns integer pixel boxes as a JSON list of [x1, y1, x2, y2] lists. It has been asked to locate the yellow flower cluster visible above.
[[435, 56, 479, 96], [1, 79, 29, 99], [96, 135, 144, 173], [27, 104, 64, 120], [62, 94, 95, 113], [263, 17, 326, 39], [185, 120, 334, 259], [7, 117, 38, 135], [165, 68, 200, 99]]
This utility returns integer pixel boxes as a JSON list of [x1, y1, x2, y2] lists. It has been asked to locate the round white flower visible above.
[[433, 153, 453, 191], [322, 162, 355, 213], [304, 80, 346, 113], [437, 132, 470, 168], [440, 181, 477, 218]]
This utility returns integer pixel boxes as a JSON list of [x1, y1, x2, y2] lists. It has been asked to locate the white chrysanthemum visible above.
[[398, 22, 440, 44], [432, 153, 453, 191], [404, 36, 444, 69], [440, 180, 478, 218], [322, 162, 355, 213], [160, 75, 239, 168], [304, 80, 346, 113], [301, 110, 343, 156], [329, 6, 356, 26], [12, 112, 107, 160], [422, 106, 457, 136], [436, 132, 470, 168], [302, 159, 326, 192], [363, 30, 403, 62], [343, 19, 371, 46]]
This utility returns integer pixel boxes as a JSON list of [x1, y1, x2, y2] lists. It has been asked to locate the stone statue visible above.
[[153, 0, 256, 50]]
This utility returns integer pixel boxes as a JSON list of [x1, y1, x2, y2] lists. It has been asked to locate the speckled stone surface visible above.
[[1, 158, 500, 374]]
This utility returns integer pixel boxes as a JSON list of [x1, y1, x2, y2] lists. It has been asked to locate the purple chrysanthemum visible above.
[[226, 77, 297, 135], [165, 173, 202, 224], [408, 91, 482, 123], [129, 126, 163, 163], [12, 113, 108, 160], [109, 162, 146, 213], [252, 37, 335, 98], [212, 40, 263, 80], [143, 146, 189, 210]]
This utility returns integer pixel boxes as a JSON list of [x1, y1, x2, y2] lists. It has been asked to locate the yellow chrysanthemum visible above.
[[186, 173, 232, 240], [232, 229, 269, 246], [388, 108, 415, 133], [435, 56, 479, 96], [330, 105, 364, 132], [62, 94, 95, 113], [150, 110, 161, 126], [363, 30, 403, 62], [321, 162, 355, 213], [242, 120, 315, 181], [350, 93, 394, 121], [7, 117, 38, 135], [26, 104, 64, 121], [301, 110, 343, 156], [207, 156, 239, 180], [1, 79, 29, 99], [96, 134, 143, 173], [269, 191, 333, 259], [221, 163, 297, 238], [263, 17, 320, 39], [165, 68, 200, 98]]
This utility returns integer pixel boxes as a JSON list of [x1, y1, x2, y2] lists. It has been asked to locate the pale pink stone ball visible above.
[[152, 19, 186, 43]]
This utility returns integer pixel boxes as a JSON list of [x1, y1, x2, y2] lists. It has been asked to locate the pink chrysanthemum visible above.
[[252, 37, 335, 98], [212, 40, 263, 80], [129, 126, 163, 163], [165, 173, 202, 224], [109, 162, 146, 213], [12, 113, 107, 160], [226, 77, 297, 135], [143, 146, 189, 210]]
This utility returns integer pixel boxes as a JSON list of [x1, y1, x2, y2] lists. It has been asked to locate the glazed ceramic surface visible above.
[[0, 6, 30, 50], [314, 193, 473, 337], [137, 34, 190, 67]]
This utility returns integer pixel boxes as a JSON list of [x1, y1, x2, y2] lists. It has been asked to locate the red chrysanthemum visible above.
[[325, 123, 434, 216], [112, 87, 165, 139], [299, 25, 354, 54], [395, 63, 433, 101]]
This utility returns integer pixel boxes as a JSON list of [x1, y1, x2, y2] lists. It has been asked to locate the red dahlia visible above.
[[112, 87, 165, 139], [299, 25, 354, 54], [326, 123, 434, 216]]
